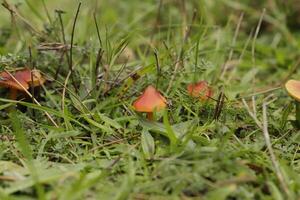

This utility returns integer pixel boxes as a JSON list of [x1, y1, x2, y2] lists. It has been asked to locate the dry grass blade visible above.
[[242, 96, 290, 197], [262, 100, 291, 197], [242, 98, 262, 129], [37, 43, 69, 51]]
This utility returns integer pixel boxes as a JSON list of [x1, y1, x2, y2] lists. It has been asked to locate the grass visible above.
[[0, 0, 300, 199]]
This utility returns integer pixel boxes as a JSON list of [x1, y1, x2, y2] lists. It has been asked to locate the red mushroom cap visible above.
[[0, 68, 45, 91], [0, 71, 29, 91], [187, 81, 213, 100], [133, 85, 167, 112], [285, 80, 300, 101]]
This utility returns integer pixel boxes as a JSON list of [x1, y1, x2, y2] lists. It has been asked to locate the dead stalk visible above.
[[262, 101, 290, 197], [242, 96, 290, 197]]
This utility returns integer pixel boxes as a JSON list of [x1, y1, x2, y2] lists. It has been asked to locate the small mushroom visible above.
[[0, 68, 45, 100], [187, 81, 213, 100], [285, 80, 300, 127], [133, 85, 167, 120]]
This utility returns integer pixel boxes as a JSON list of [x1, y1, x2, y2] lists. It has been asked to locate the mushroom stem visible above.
[[147, 112, 154, 121], [296, 101, 300, 128], [9, 88, 17, 100]]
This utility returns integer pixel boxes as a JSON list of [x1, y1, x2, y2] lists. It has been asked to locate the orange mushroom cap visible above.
[[0, 68, 45, 91], [0, 71, 29, 90], [187, 81, 213, 100], [285, 80, 300, 101], [133, 85, 167, 112]]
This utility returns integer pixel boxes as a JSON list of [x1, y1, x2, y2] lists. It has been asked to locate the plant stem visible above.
[[9, 88, 17, 100], [295, 100, 300, 128], [147, 112, 153, 121]]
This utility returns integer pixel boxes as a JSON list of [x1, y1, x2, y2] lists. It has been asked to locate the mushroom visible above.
[[0, 68, 45, 100], [187, 81, 213, 100], [285, 79, 300, 127], [133, 85, 167, 120]]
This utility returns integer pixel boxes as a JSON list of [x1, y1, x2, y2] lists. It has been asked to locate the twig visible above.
[[242, 96, 290, 197], [238, 86, 281, 100], [242, 98, 262, 129], [37, 42, 69, 51], [4, 70, 58, 127], [262, 101, 290, 197], [0, 176, 18, 181]]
